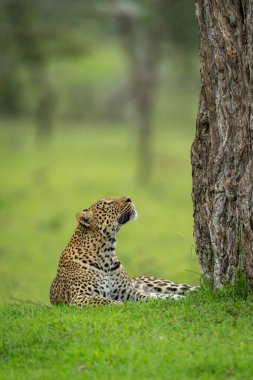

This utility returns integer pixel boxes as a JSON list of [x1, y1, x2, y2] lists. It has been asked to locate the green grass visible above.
[[1, 290, 253, 380]]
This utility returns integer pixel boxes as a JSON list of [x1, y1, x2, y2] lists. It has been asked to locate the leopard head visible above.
[[75, 196, 137, 235]]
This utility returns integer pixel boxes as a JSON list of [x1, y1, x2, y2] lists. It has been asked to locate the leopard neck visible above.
[[95, 228, 118, 263], [70, 224, 118, 261]]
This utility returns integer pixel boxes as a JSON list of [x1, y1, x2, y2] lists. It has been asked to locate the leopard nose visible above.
[[125, 197, 132, 203]]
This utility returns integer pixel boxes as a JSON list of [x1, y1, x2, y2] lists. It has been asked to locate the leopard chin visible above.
[[130, 209, 137, 221]]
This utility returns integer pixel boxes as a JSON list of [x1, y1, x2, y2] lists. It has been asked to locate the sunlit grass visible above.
[[1, 290, 253, 380]]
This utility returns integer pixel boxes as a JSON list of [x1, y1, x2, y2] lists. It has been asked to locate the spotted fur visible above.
[[50, 197, 197, 306]]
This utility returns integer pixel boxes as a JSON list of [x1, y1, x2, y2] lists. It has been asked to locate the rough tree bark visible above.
[[191, 1, 253, 288]]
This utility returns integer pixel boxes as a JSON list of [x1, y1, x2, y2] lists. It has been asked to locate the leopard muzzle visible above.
[[118, 204, 137, 225]]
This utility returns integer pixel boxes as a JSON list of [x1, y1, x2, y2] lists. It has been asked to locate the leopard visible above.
[[50, 196, 198, 306]]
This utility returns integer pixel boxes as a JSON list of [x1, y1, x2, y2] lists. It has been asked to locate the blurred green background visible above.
[[0, 0, 200, 305]]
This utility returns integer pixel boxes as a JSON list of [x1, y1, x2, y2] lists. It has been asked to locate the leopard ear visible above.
[[75, 209, 94, 228]]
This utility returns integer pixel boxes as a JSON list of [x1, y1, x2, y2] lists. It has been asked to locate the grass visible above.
[[1, 290, 253, 380]]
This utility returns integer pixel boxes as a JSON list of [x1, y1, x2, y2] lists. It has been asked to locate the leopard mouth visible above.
[[118, 206, 137, 225], [118, 212, 131, 225]]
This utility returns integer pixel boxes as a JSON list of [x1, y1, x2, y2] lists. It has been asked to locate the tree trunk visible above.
[[191, 0, 253, 288]]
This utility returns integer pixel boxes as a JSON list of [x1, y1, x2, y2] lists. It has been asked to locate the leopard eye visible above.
[[103, 203, 111, 208], [97, 201, 112, 209]]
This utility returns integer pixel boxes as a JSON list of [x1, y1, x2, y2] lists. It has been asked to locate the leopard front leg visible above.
[[124, 286, 152, 301], [113, 284, 152, 302], [111, 271, 153, 302]]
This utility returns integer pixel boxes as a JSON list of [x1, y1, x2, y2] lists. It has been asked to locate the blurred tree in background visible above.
[[0, 0, 198, 176], [0, 0, 92, 137], [114, 0, 167, 183], [113, 0, 198, 183]]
